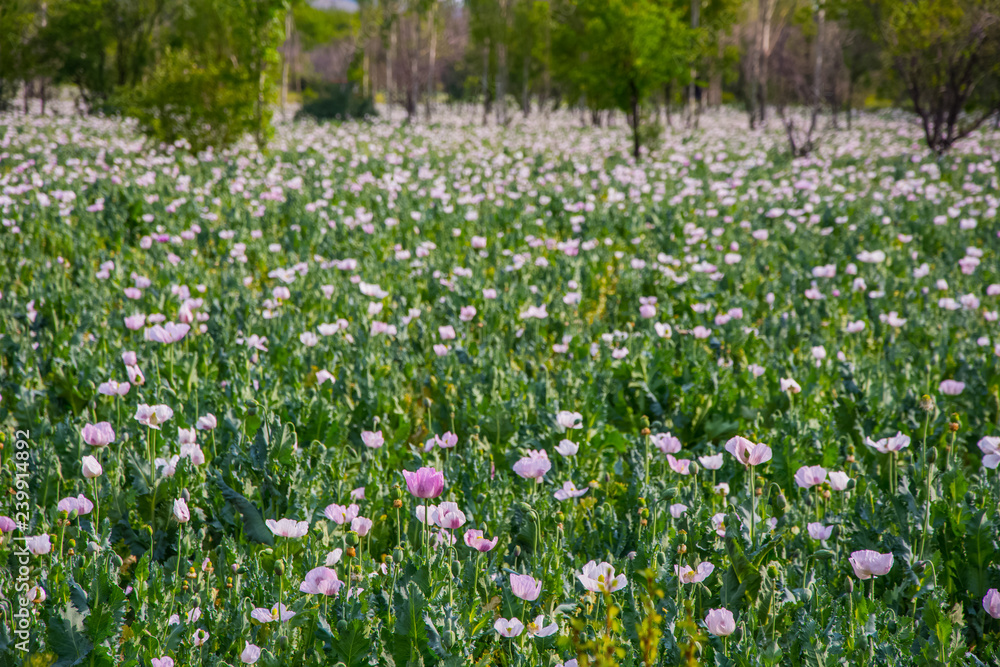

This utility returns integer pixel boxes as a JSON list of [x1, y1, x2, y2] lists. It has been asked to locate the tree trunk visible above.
[[482, 42, 491, 125], [813, 3, 824, 112], [521, 54, 530, 116], [758, 0, 772, 125], [631, 84, 641, 160], [496, 39, 507, 125], [688, 0, 700, 126], [426, 2, 436, 119], [387, 18, 396, 122], [281, 10, 291, 121], [408, 15, 419, 122]]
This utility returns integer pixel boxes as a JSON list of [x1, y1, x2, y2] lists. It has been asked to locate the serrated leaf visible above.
[[213, 472, 275, 546], [333, 618, 372, 667]]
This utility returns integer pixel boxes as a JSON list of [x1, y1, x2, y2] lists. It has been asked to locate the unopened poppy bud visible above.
[[451, 561, 460, 576], [443, 630, 456, 648], [390, 485, 403, 501], [513, 546, 521, 558], [393, 548, 403, 563], [68, 538, 76, 548], [181, 488, 190, 502], [637, 497, 646, 507], [640, 415, 650, 430], [516, 502, 533, 513], [767, 564, 780, 577], [273, 559, 285, 576], [346, 531, 360, 547], [775, 493, 787, 510], [926, 447, 937, 464], [813, 549, 835, 560], [912, 560, 927, 574], [846, 578, 854, 594]]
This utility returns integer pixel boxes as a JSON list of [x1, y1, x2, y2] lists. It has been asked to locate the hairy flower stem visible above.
[[749, 464, 756, 551]]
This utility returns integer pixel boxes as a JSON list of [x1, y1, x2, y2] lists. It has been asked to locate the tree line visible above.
[[1, 0, 998, 157]]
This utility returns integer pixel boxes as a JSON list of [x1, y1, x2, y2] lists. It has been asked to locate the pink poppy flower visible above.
[[724, 436, 772, 466], [361, 430, 384, 449], [265, 518, 309, 538], [553, 481, 589, 500], [865, 432, 910, 453], [667, 455, 691, 475], [513, 450, 552, 480], [794, 466, 827, 489], [938, 380, 965, 395], [651, 432, 681, 454], [984, 589, 1000, 619], [495, 618, 524, 637], [828, 471, 850, 490], [978, 437, 1000, 469], [676, 562, 715, 583], [57, 494, 94, 517], [324, 503, 359, 525], [525, 615, 558, 637], [556, 411, 583, 429], [134, 404, 174, 429], [82, 455, 103, 479], [81, 422, 116, 447], [577, 561, 627, 593], [464, 529, 499, 552], [510, 573, 542, 601], [807, 522, 833, 541], [299, 567, 344, 596], [403, 467, 445, 498], [241, 642, 262, 664], [848, 550, 893, 579], [704, 608, 736, 636]]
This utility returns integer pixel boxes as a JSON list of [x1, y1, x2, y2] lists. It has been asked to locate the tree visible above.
[[883, 0, 1000, 153], [553, 0, 691, 159]]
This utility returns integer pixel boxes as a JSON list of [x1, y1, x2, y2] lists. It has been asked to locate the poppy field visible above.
[[2, 109, 1000, 667]]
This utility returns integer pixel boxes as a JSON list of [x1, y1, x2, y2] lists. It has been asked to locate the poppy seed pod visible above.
[[393, 548, 404, 563], [949, 422, 959, 433], [346, 531, 360, 547]]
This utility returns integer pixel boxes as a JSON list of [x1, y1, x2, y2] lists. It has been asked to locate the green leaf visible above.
[[333, 618, 372, 667], [213, 472, 275, 546]]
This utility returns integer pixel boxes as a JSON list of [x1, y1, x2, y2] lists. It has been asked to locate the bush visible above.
[[122, 48, 263, 152], [296, 82, 376, 122]]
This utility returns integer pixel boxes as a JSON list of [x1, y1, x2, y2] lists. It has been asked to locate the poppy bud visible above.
[[912, 560, 926, 574], [346, 531, 360, 547], [443, 630, 456, 648], [775, 493, 787, 510], [273, 559, 285, 576], [513, 546, 521, 558], [556, 512, 565, 523], [181, 488, 190, 502], [337, 620, 348, 633], [767, 564, 779, 578], [393, 548, 404, 563], [664, 487, 678, 499], [640, 415, 650, 430], [926, 447, 937, 464], [516, 502, 533, 513], [639, 508, 649, 519], [845, 579, 854, 594], [637, 497, 646, 507], [451, 561, 460, 576], [813, 550, 835, 560], [390, 485, 403, 501]]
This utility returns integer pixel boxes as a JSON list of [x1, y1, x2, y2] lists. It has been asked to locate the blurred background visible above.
[[0, 0, 997, 157]]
